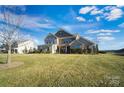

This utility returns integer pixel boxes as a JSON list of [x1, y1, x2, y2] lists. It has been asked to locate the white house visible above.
[[12, 40, 37, 54]]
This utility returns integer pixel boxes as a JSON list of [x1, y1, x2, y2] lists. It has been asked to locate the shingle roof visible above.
[[55, 29, 74, 38], [78, 37, 94, 45], [45, 33, 56, 40], [70, 36, 94, 46]]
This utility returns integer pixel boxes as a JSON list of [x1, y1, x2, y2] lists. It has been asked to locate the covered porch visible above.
[[57, 45, 70, 54]]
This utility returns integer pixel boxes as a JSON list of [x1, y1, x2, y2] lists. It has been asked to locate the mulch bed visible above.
[[0, 62, 24, 70]]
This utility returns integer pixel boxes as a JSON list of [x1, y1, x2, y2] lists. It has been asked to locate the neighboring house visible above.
[[12, 40, 37, 54], [39, 29, 98, 54], [0, 44, 7, 53]]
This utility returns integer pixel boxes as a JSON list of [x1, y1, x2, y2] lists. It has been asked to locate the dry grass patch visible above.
[[0, 62, 24, 70], [0, 54, 124, 87]]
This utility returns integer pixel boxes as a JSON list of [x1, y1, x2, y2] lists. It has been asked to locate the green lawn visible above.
[[0, 54, 124, 87]]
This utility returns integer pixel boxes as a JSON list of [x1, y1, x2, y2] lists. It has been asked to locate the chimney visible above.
[[76, 34, 80, 40]]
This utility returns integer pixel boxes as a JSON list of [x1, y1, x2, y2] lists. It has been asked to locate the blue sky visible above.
[[1, 5, 124, 50]]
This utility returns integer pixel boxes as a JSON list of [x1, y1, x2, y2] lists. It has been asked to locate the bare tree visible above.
[[0, 6, 25, 64]]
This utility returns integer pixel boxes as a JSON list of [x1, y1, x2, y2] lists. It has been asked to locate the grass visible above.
[[0, 54, 124, 87]]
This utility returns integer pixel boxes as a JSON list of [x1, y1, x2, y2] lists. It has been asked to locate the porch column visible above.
[[59, 46, 61, 54], [85, 46, 88, 54], [91, 46, 94, 54], [65, 46, 67, 53]]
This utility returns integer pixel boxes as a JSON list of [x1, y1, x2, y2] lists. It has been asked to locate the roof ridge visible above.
[[55, 28, 74, 37]]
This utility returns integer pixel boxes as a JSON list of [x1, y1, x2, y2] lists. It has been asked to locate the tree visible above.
[[0, 6, 25, 64]]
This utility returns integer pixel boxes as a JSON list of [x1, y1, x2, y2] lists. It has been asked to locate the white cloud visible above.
[[101, 6, 124, 21], [61, 25, 72, 31], [0, 11, 24, 26], [21, 34, 40, 45], [96, 16, 101, 21], [99, 41, 124, 50], [62, 23, 98, 32], [97, 33, 112, 36], [111, 41, 124, 49], [90, 8, 103, 15], [79, 6, 96, 14], [103, 6, 116, 11], [87, 29, 120, 34], [118, 22, 124, 28], [79, 6, 124, 22], [0, 11, 56, 32], [98, 36, 115, 41], [105, 8, 123, 21], [0, 14, 3, 21], [22, 15, 56, 31], [84, 36, 93, 41], [76, 16, 86, 22], [117, 5, 124, 8]]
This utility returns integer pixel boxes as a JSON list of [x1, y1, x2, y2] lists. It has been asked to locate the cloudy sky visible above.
[[1, 5, 124, 50]]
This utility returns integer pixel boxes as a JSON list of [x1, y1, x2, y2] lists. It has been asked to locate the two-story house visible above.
[[39, 29, 98, 54], [12, 40, 37, 54]]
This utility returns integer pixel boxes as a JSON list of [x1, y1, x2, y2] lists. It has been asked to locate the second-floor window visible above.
[[61, 38, 74, 44], [45, 39, 56, 44]]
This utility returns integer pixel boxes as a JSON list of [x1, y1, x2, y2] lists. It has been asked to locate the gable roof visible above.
[[45, 33, 56, 40], [70, 36, 94, 46], [70, 40, 83, 47], [55, 29, 74, 38], [78, 37, 94, 45]]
